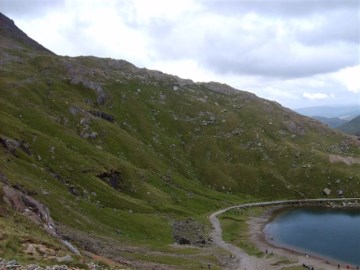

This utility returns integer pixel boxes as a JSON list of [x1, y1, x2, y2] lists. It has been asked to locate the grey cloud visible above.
[[204, 49, 356, 78], [201, 0, 359, 18], [200, 24, 358, 78], [3, 0, 357, 81], [145, 0, 359, 79], [253, 75, 359, 109], [1, 0, 64, 17], [297, 10, 360, 45], [149, 19, 357, 78]]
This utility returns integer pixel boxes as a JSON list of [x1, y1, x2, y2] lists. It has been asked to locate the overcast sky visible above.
[[2, 0, 360, 109]]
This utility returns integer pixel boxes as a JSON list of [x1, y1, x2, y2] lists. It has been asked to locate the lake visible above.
[[265, 207, 360, 266]]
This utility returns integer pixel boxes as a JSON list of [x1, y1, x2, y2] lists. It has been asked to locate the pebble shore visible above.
[[0, 258, 95, 270]]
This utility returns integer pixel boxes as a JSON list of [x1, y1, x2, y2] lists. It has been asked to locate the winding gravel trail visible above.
[[209, 198, 360, 270]]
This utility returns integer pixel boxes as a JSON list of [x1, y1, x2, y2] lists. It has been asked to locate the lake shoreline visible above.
[[247, 205, 360, 269], [210, 199, 360, 270]]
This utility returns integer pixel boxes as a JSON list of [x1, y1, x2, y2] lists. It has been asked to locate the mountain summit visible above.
[[0, 12, 360, 269], [0, 12, 53, 54]]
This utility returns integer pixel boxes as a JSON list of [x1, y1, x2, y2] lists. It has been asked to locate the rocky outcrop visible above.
[[89, 110, 114, 122], [0, 136, 31, 156], [200, 81, 257, 99], [282, 120, 306, 135], [70, 79, 107, 105], [80, 131, 98, 139], [2, 184, 79, 254], [200, 82, 238, 95], [329, 154, 360, 165], [55, 255, 73, 264], [2, 185, 55, 231], [97, 170, 122, 190], [172, 218, 210, 247], [322, 187, 331, 196], [0, 257, 122, 270], [24, 243, 57, 257]]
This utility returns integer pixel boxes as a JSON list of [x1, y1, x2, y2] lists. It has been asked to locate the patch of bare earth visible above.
[[329, 154, 360, 165]]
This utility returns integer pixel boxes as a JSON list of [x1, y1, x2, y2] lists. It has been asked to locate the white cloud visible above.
[[262, 87, 299, 100], [14, 0, 153, 65], [151, 59, 213, 81], [2, 0, 359, 109], [131, 0, 201, 22], [333, 65, 360, 93], [302, 92, 334, 100]]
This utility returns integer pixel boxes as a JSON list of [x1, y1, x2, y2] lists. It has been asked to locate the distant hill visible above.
[[312, 116, 349, 128], [338, 115, 360, 136], [295, 105, 360, 120]]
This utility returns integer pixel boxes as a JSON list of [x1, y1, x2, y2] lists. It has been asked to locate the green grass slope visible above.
[[338, 115, 360, 136], [1, 12, 360, 268]]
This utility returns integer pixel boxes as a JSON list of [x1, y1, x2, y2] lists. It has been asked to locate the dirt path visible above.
[[209, 198, 360, 270]]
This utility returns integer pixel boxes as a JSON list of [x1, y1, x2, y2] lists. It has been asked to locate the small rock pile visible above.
[[0, 258, 73, 270], [172, 218, 211, 247]]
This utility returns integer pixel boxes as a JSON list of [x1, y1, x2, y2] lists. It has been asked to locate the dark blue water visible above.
[[265, 208, 360, 266]]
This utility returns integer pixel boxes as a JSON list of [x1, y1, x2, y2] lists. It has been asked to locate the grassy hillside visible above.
[[1, 12, 360, 268], [312, 116, 348, 129], [338, 115, 360, 136]]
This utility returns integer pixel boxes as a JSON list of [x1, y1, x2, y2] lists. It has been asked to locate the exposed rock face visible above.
[[24, 243, 57, 257], [329, 154, 360, 165], [200, 81, 257, 99], [283, 120, 306, 135], [2, 185, 55, 230], [172, 218, 209, 247], [97, 170, 122, 190], [2, 184, 80, 255], [200, 82, 238, 95], [70, 79, 107, 105], [0, 257, 111, 270], [55, 255, 73, 264], [81, 131, 98, 139], [89, 110, 114, 122], [0, 136, 31, 156], [68, 105, 84, 116]]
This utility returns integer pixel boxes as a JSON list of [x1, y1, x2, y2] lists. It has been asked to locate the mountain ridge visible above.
[[0, 12, 53, 54], [295, 105, 360, 120], [338, 115, 360, 136], [312, 116, 349, 129]]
